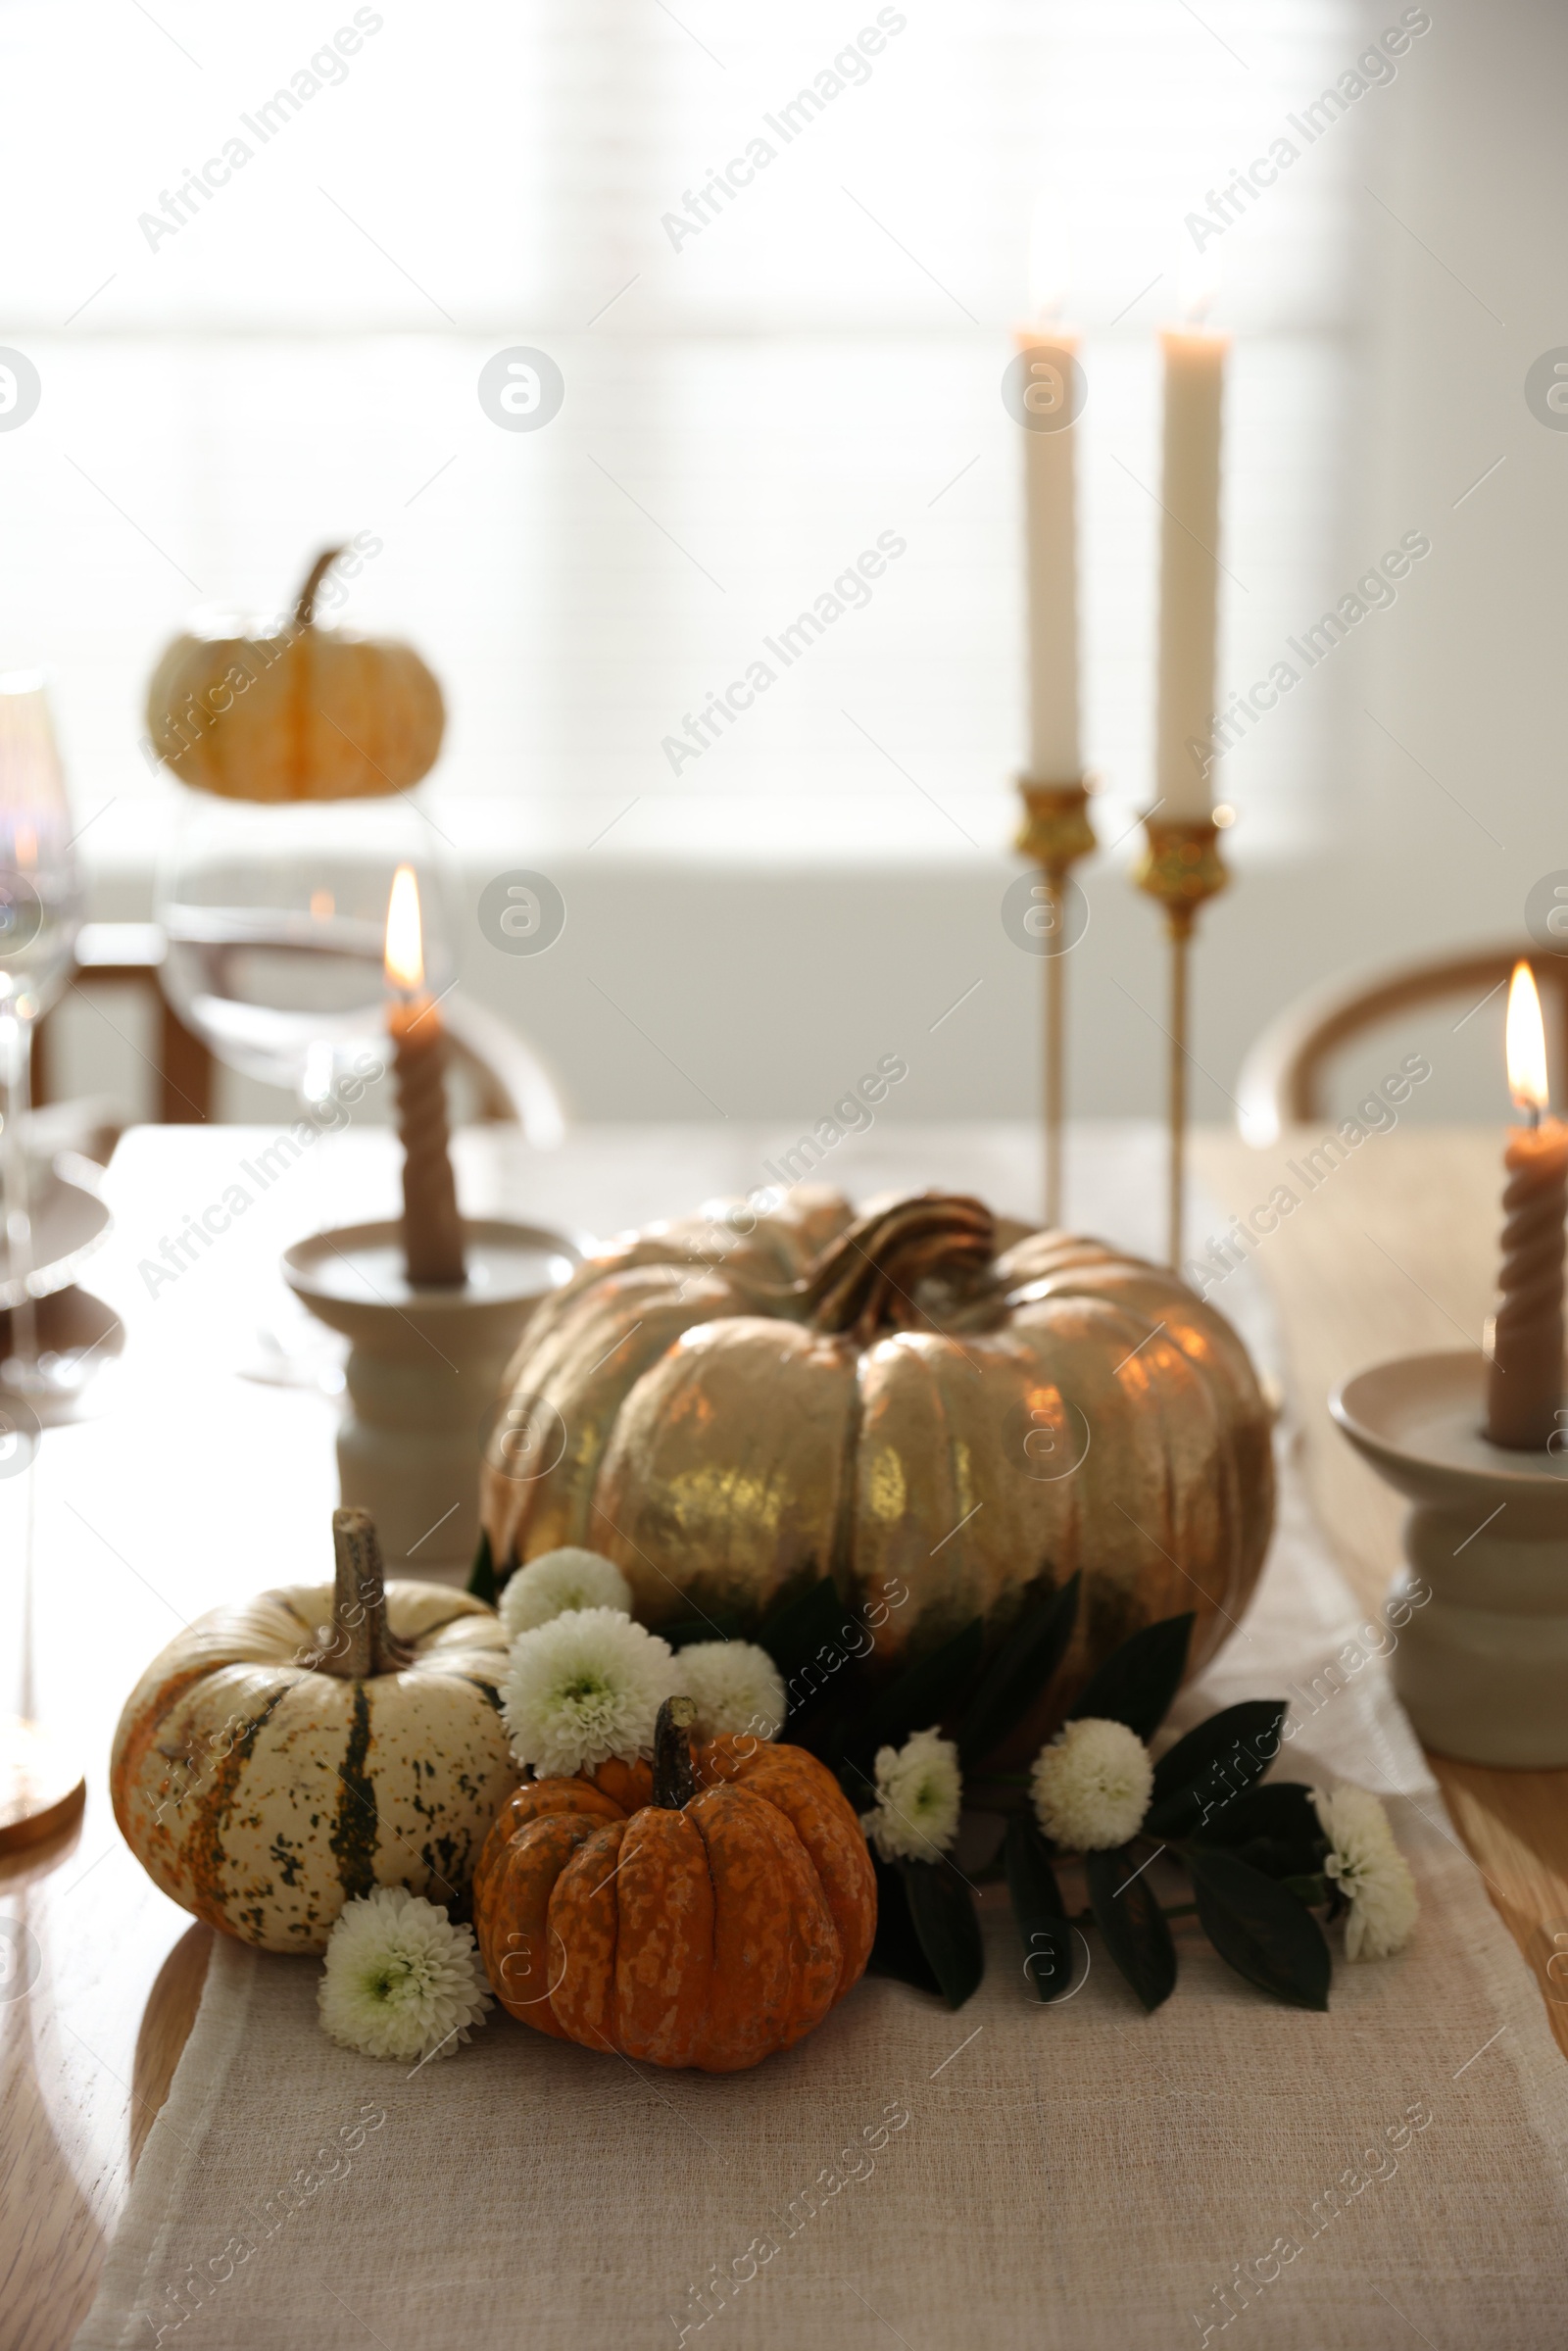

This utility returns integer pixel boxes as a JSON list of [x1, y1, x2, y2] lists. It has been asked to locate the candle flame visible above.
[[1505, 960, 1549, 1116], [1026, 193, 1072, 325], [1176, 241, 1220, 325], [384, 863, 424, 993]]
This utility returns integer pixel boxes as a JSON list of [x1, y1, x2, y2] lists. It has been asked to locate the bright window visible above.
[[1, 0, 1365, 864]]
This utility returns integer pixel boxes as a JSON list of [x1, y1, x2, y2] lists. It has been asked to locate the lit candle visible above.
[[1015, 203, 1081, 782], [1485, 962, 1567, 1450], [384, 863, 466, 1290], [1154, 288, 1229, 820]]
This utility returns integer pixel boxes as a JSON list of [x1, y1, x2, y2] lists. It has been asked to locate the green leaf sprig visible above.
[[746, 1571, 1337, 2017]]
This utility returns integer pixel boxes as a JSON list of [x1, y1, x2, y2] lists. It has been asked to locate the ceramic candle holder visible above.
[[1331, 1350, 1568, 1766], [283, 1218, 578, 1578]]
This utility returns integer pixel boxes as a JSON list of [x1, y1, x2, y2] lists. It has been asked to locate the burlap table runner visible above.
[[75, 1167, 1568, 2349]]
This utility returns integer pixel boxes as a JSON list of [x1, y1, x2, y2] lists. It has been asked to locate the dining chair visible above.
[[33, 923, 217, 1125], [32, 922, 565, 1148], [1235, 942, 1568, 1144]]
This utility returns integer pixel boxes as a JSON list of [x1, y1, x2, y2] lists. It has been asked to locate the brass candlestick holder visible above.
[[1135, 812, 1229, 1269], [1014, 778, 1097, 1228]]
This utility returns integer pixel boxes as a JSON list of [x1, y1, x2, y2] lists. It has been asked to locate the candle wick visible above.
[[1527, 1102, 1543, 1133]]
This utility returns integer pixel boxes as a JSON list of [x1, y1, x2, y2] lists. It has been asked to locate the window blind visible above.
[[0, 0, 1368, 863]]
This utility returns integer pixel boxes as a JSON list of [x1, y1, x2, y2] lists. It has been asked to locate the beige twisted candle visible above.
[[385, 863, 466, 1290], [391, 998, 466, 1288], [1484, 1123, 1568, 1449], [1485, 964, 1567, 1450]]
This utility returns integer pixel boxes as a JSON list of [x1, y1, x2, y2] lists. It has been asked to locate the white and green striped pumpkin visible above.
[[112, 1509, 516, 1953]]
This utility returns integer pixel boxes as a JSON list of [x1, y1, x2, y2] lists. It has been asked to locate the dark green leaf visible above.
[[1151, 1698, 1286, 1809], [867, 1855, 942, 1996], [1206, 1837, 1310, 1882], [1280, 1873, 1329, 1907], [865, 1620, 985, 1749], [1004, 1815, 1077, 2002], [466, 1529, 497, 1606], [1068, 1613, 1194, 1740], [957, 1574, 1081, 1768], [756, 1577, 851, 1685], [785, 1690, 857, 1773], [1189, 1848, 1331, 2011], [901, 1858, 985, 2011], [1086, 1846, 1177, 2012], [1145, 1700, 1288, 1838], [1189, 1782, 1326, 1878]]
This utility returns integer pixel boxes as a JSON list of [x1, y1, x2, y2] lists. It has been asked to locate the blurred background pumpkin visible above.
[[144, 544, 444, 804]]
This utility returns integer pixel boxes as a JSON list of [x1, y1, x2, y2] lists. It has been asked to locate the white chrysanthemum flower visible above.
[[1030, 1717, 1153, 1851], [503, 1605, 676, 1778], [1313, 1785, 1419, 1960], [674, 1641, 786, 1741], [860, 1728, 962, 1862], [499, 1546, 634, 1640], [318, 1886, 490, 2064]]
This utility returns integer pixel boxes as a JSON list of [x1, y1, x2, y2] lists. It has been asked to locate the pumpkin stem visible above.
[[294, 546, 349, 629], [804, 1192, 995, 1342], [652, 1696, 699, 1810], [325, 1507, 415, 1679]]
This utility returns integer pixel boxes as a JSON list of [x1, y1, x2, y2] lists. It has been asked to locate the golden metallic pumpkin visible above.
[[480, 1190, 1275, 1707], [145, 544, 444, 802]]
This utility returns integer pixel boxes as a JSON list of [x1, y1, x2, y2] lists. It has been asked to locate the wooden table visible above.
[[1194, 1127, 1568, 2065], [4, 1121, 1564, 2351]]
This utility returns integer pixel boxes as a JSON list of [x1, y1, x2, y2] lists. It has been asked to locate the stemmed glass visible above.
[[154, 788, 456, 1382], [157, 793, 455, 1099], [0, 676, 93, 1852], [0, 675, 84, 1403]]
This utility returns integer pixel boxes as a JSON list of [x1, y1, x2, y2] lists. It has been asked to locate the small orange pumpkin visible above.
[[473, 1699, 875, 2073]]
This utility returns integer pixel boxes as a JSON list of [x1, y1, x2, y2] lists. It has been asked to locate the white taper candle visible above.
[[1016, 327, 1082, 783], [1154, 323, 1228, 817]]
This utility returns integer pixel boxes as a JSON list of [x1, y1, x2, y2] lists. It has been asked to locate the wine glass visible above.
[[154, 788, 457, 1382], [0, 675, 84, 1403], [156, 791, 456, 1099]]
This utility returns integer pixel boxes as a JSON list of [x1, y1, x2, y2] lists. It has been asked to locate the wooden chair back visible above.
[[1236, 944, 1568, 1143]]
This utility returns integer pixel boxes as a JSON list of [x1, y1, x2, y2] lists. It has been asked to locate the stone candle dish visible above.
[[1331, 1349, 1568, 1767], [284, 1218, 579, 1577]]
